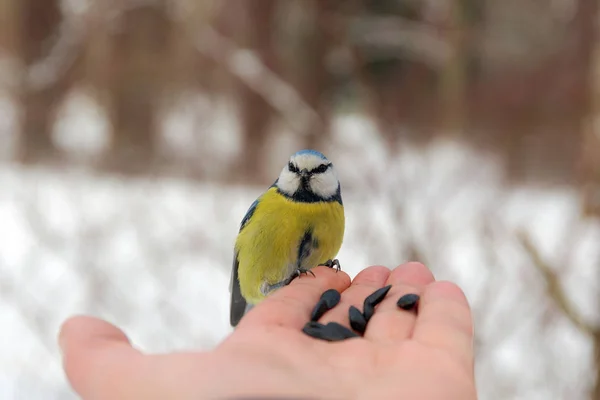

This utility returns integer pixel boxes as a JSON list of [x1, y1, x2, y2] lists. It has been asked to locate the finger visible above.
[[319, 265, 391, 327], [239, 266, 351, 329], [412, 281, 474, 374], [364, 262, 435, 343], [60, 315, 148, 399]]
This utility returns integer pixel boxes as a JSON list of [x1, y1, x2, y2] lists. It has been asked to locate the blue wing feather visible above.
[[229, 252, 247, 326], [230, 195, 263, 326], [239, 198, 260, 232]]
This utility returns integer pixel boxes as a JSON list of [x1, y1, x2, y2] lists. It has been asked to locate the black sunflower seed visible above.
[[302, 321, 359, 341], [302, 321, 327, 339], [363, 285, 392, 321], [310, 289, 341, 321], [397, 293, 420, 311], [348, 305, 367, 335], [321, 289, 341, 308], [322, 322, 360, 340]]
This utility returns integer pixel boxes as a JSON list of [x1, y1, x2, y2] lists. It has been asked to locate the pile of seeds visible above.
[[302, 285, 420, 341]]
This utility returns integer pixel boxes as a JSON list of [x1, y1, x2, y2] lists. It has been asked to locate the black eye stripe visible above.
[[311, 163, 331, 174], [289, 162, 331, 174]]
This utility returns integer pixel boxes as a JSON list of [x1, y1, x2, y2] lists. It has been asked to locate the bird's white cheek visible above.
[[277, 171, 300, 195], [310, 176, 338, 198]]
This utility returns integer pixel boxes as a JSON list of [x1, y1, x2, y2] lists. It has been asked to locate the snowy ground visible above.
[[0, 112, 598, 398]]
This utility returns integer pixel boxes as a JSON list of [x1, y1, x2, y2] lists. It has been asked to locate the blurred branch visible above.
[[184, 24, 323, 137], [22, 12, 85, 91], [517, 230, 596, 336], [475, 218, 517, 353], [1, 0, 162, 92], [345, 15, 451, 69]]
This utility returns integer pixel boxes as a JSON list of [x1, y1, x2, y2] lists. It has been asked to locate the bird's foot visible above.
[[264, 267, 316, 294], [319, 258, 341, 272], [284, 267, 316, 286]]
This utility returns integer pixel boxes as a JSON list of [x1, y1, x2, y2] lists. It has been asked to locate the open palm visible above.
[[60, 263, 477, 399]]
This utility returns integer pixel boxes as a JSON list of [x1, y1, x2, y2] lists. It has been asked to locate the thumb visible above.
[[59, 315, 144, 398]]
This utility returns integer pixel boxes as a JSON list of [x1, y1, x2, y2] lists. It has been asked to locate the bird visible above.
[[229, 149, 345, 327]]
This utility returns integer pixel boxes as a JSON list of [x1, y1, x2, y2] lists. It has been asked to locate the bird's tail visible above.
[[229, 255, 248, 327]]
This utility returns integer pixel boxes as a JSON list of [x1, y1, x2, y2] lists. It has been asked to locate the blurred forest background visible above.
[[0, 0, 599, 399]]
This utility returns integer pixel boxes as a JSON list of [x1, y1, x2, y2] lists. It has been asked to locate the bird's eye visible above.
[[314, 164, 330, 174], [288, 162, 299, 173]]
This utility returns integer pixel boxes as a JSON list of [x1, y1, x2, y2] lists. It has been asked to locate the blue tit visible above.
[[229, 149, 345, 327]]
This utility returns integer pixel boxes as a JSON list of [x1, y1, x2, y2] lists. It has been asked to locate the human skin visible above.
[[59, 262, 477, 399]]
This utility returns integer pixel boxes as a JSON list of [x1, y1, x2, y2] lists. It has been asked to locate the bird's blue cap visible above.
[[293, 149, 328, 160]]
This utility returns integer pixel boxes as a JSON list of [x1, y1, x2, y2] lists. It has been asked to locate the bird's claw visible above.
[[319, 258, 341, 272], [284, 267, 316, 286]]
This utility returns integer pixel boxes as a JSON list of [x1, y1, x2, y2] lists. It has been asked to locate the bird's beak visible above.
[[300, 169, 310, 189]]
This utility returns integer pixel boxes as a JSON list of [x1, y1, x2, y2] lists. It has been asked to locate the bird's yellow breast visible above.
[[235, 187, 345, 304]]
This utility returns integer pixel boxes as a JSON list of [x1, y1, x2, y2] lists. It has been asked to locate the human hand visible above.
[[59, 262, 476, 399]]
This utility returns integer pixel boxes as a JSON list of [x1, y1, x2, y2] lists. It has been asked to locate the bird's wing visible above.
[[229, 252, 247, 327], [228, 197, 260, 295], [239, 198, 259, 232], [229, 197, 261, 327], [297, 229, 315, 268]]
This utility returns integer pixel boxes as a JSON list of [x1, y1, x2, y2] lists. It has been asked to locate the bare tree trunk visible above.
[[569, 0, 600, 397], [165, 0, 218, 96], [84, 20, 112, 168], [103, 4, 171, 174], [344, 1, 441, 145], [438, 0, 469, 136], [16, 0, 62, 164], [0, 0, 17, 55], [0, 0, 20, 162], [236, 0, 277, 181], [580, 0, 600, 218], [294, 0, 331, 149], [19, 88, 61, 163], [593, 329, 600, 400]]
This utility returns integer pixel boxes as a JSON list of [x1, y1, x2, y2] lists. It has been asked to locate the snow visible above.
[[0, 93, 19, 159], [0, 107, 597, 398], [159, 92, 242, 173], [52, 88, 110, 157]]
